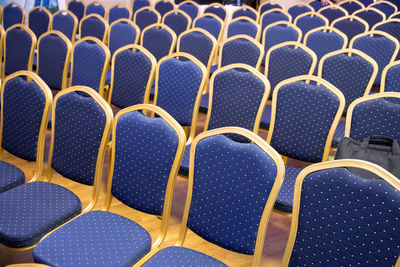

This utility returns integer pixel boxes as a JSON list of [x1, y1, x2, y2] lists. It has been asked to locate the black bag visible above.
[[335, 135, 400, 179]]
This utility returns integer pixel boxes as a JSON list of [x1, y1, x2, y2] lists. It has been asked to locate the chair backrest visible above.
[[131, 0, 151, 16], [68, 0, 85, 23], [287, 2, 313, 20], [369, 0, 397, 18], [51, 10, 78, 43], [108, 3, 131, 24], [71, 37, 110, 96], [307, 0, 332, 11], [339, 0, 365, 15], [282, 159, 400, 266], [134, 7, 161, 32], [37, 31, 72, 90], [267, 75, 345, 162], [373, 19, 400, 59], [177, 28, 217, 74], [193, 13, 224, 44], [154, 0, 175, 18], [350, 31, 399, 85], [108, 18, 140, 57], [332, 15, 369, 43], [389, 11, 400, 19], [227, 17, 261, 41], [178, 0, 199, 23], [260, 8, 292, 34], [162, 9, 192, 38], [79, 14, 109, 43], [318, 5, 349, 24], [294, 12, 329, 41], [265, 41, 317, 97], [177, 127, 284, 266], [141, 23, 176, 62], [381, 60, 400, 92], [353, 7, 386, 29], [232, 6, 259, 22], [28, 6, 51, 39], [318, 48, 378, 112], [3, 24, 36, 79], [346, 92, 400, 142], [204, 3, 227, 23], [3, 2, 25, 31], [259, 0, 284, 16], [85, 1, 106, 18]]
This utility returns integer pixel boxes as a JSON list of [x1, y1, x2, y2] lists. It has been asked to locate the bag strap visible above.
[[361, 135, 400, 155]]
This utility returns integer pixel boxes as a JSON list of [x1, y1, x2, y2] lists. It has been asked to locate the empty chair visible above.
[[381, 60, 400, 92], [226, 17, 261, 41], [85, 1, 106, 18], [287, 2, 313, 20], [294, 12, 329, 41], [51, 10, 78, 42], [37, 31, 72, 90], [204, 2, 227, 23], [3, 24, 36, 79], [79, 14, 109, 43], [108, 3, 131, 24], [354, 7, 386, 29], [369, 0, 397, 18], [373, 19, 400, 59], [108, 19, 140, 58], [260, 8, 292, 34], [3, 2, 25, 31], [162, 10, 192, 38], [390, 11, 400, 18], [231, 6, 259, 21], [154, 0, 175, 18], [108, 45, 156, 108], [131, 0, 151, 16], [177, 0, 200, 23], [68, 0, 85, 23], [282, 159, 400, 266], [193, 13, 224, 44], [266, 75, 345, 213], [134, 7, 161, 32], [0, 71, 52, 194], [338, 0, 365, 15], [259, 0, 284, 15], [332, 15, 369, 44], [141, 23, 176, 62], [318, 5, 349, 24], [28, 6, 51, 39], [307, 0, 331, 11]]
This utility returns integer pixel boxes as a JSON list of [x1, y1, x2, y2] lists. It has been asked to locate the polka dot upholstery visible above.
[[52, 11, 77, 41], [179, 143, 191, 176], [288, 167, 400, 266], [0, 181, 81, 248], [71, 40, 107, 93], [4, 26, 34, 76], [51, 91, 108, 185], [199, 92, 209, 113], [80, 16, 106, 41], [263, 24, 300, 59], [38, 33, 69, 90], [360, 0, 374, 6], [260, 104, 272, 130], [110, 48, 153, 108], [383, 62, 400, 93], [274, 164, 301, 213], [227, 19, 259, 39], [333, 18, 367, 45], [220, 37, 262, 69], [260, 3, 283, 15], [28, 8, 50, 39], [371, 2, 397, 18], [109, 21, 138, 57], [204, 5, 226, 21], [374, 21, 400, 59], [194, 16, 222, 41], [164, 11, 190, 38], [354, 9, 385, 29], [178, 3, 198, 21], [33, 211, 151, 266], [111, 111, 180, 215], [108, 5, 130, 24], [142, 26, 174, 61], [295, 15, 327, 41], [132, 0, 151, 16], [319, 8, 347, 24], [143, 246, 228, 266], [308, 0, 324, 12], [178, 30, 215, 69], [339, 1, 363, 15], [232, 8, 257, 21], [261, 11, 291, 34], [3, 4, 24, 30], [332, 120, 346, 147], [0, 161, 25, 194], [155, 1, 174, 18], [68, 0, 85, 22], [135, 9, 159, 32], [288, 5, 313, 20], [86, 3, 106, 17]]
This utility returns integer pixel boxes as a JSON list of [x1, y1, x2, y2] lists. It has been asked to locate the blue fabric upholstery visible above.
[[383, 62, 400, 93], [263, 24, 300, 56], [260, 3, 283, 15], [51, 91, 107, 185], [0, 161, 25, 194], [143, 246, 227, 266], [155, 0, 174, 17], [260, 104, 272, 130], [371, 2, 396, 18], [142, 26, 174, 61], [288, 167, 400, 266], [132, 0, 151, 15], [359, 0, 374, 6], [179, 143, 190, 176], [274, 164, 301, 213], [261, 11, 290, 34], [52, 11, 77, 41], [220, 37, 261, 68], [33, 211, 151, 266], [135, 8, 159, 31], [109, 21, 138, 57], [178, 30, 214, 68], [3, 4, 24, 30], [320, 52, 375, 112], [28, 8, 50, 39], [178, 2, 199, 21], [269, 81, 340, 162], [339, 1, 363, 15], [308, 0, 324, 11], [374, 21, 400, 60], [227, 19, 259, 39], [354, 9, 385, 29], [288, 5, 312, 20], [0, 181, 81, 248], [111, 111, 179, 215], [332, 120, 345, 147], [80, 15, 106, 41], [333, 18, 367, 44], [232, 8, 257, 21], [295, 15, 327, 41], [204, 5, 226, 21], [319, 8, 347, 24], [110, 48, 153, 108], [194, 15, 222, 41], [156, 57, 204, 126], [38, 33, 69, 90], [86, 3, 106, 17], [68, 0, 85, 22], [71, 40, 106, 93], [108, 5, 130, 24], [198, 92, 209, 114], [164, 11, 190, 37], [390, 12, 400, 19], [4, 27, 33, 76]]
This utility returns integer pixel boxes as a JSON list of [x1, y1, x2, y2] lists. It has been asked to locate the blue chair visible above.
[[294, 12, 329, 41], [131, 0, 151, 17], [0, 86, 113, 250], [318, 5, 349, 24], [108, 45, 156, 108], [178, 0, 200, 24], [193, 13, 224, 44], [389, 11, 400, 19], [354, 7, 386, 29], [3, 24, 36, 79], [107, 19, 140, 58], [373, 19, 400, 59], [37, 31, 72, 91], [307, 0, 331, 12], [137, 127, 284, 266], [332, 15, 369, 44], [380, 60, 400, 92], [141, 23, 176, 62], [266, 75, 345, 213], [204, 2, 227, 23], [226, 17, 261, 41], [338, 0, 365, 15], [79, 14, 109, 43], [232, 6, 259, 21], [51, 10, 78, 43], [85, 1, 106, 18], [68, 0, 85, 23], [259, 0, 284, 15], [369, 0, 397, 18], [282, 159, 400, 266], [0, 71, 52, 194], [108, 3, 131, 24], [154, 0, 175, 18], [260, 8, 292, 35], [3, 2, 25, 31], [71, 37, 110, 95], [134, 7, 161, 32], [28, 6, 51, 39], [287, 2, 313, 20], [162, 10, 192, 38]]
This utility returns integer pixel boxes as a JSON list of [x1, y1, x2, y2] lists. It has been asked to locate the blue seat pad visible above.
[[178, 143, 191, 177], [199, 93, 209, 114], [0, 160, 25, 194], [332, 120, 345, 148], [259, 105, 272, 130], [274, 164, 302, 213]]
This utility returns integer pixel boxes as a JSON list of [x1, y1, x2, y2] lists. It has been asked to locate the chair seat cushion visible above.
[[274, 164, 302, 213], [105, 69, 112, 85], [0, 181, 82, 248], [143, 246, 228, 266], [33, 210, 152, 266], [178, 144, 191, 176], [332, 120, 345, 148], [210, 64, 218, 75], [259, 105, 272, 130], [199, 93, 209, 114], [0, 160, 25, 193]]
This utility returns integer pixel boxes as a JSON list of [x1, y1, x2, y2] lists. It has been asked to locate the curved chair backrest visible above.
[[227, 16, 261, 41], [381, 60, 400, 92], [109, 45, 156, 108], [350, 31, 399, 85], [134, 7, 161, 32], [262, 21, 302, 57], [79, 14, 109, 43], [283, 159, 400, 266], [294, 12, 329, 41], [339, 0, 365, 15], [390, 11, 400, 19], [307, 0, 332, 11], [318, 5, 349, 24], [37, 31, 72, 90], [162, 9, 192, 38], [71, 37, 110, 96], [204, 3, 227, 23], [369, 0, 397, 18], [260, 8, 292, 34], [3, 24, 36, 79], [318, 48, 378, 112], [373, 19, 400, 59], [193, 13, 224, 44], [177, 28, 217, 74], [154, 0, 175, 18], [68, 0, 85, 23], [353, 7, 386, 29], [3, 2, 25, 31], [346, 92, 400, 142], [259, 1, 284, 16], [267, 75, 345, 162], [232, 6, 259, 22], [287, 2, 313, 20], [178, 0, 200, 23], [51, 10, 78, 43], [85, 1, 106, 18], [132, 0, 151, 16], [265, 41, 317, 97], [108, 18, 140, 57], [108, 3, 131, 24], [141, 23, 176, 62], [332, 15, 369, 43], [28, 6, 52, 39]]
